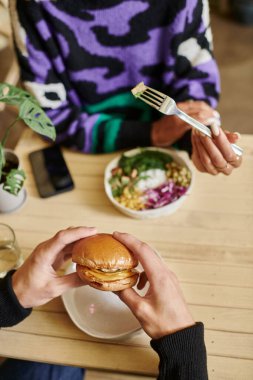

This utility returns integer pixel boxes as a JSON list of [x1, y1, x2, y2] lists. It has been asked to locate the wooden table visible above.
[[1, 129, 253, 379]]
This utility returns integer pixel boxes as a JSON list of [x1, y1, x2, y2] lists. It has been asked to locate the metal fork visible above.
[[131, 82, 243, 157]]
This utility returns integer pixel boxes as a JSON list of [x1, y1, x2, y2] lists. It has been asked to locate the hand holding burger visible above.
[[12, 227, 97, 309], [72, 233, 139, 291], [113, 232, 195, 339]]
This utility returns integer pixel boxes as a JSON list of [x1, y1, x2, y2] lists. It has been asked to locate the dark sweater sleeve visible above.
[[0, 271, 32, 328], [150, 322, 208, 380]]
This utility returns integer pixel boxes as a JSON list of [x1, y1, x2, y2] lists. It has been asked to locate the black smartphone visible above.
[[29, 145, 74, 198]]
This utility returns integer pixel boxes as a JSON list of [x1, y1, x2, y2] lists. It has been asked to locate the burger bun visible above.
[[72, 233, 139, 291]]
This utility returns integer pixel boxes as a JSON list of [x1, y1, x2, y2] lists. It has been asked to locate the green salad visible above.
[[109, 149, 191, 211]]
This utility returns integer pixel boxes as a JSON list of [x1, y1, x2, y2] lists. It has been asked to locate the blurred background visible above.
[[0, 0, 253, 149]]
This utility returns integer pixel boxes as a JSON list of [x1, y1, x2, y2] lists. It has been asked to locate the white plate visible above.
[[104, 147, 194, 219], [62, 263, 144, 340]]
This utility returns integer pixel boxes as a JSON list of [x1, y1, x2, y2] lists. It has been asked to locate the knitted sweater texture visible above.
[[10, 0, 220, 154], [0, 271, 32, 327]]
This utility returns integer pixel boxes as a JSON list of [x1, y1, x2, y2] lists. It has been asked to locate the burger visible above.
[[72, 233, 139, 291]]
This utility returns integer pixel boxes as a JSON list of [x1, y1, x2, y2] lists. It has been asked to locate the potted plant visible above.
[[0, 83, 56, 213]]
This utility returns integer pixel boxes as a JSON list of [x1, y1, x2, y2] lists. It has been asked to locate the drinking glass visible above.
[[0, 223, 23, 278]]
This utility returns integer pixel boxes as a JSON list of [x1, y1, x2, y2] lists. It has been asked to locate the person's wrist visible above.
[[152, 317, 196, 340], [12, 271, 31, 309]]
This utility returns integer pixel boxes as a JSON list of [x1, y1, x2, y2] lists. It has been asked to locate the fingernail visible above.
[[210, 124, 220, 137], [114, 231, 126, 237], [233, 132, 241, 140], [213, 110, 221, 119], [206, 118, 221, 128]]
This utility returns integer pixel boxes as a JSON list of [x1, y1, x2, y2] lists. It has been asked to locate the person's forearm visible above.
[[151, 323, 208, 380]]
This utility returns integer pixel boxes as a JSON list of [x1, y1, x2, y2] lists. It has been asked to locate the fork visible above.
[[131, 82, 243, 157]]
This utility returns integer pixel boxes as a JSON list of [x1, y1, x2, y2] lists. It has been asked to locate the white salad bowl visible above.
[[104, 147, 194, 219]]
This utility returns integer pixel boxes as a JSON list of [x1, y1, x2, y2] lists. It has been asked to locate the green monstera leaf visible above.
[[0, 83, 38, 107], [19, 99, 56, 141], [3, 169, 26, 196], [0, 82, 56, 141], [0, 82, 56, 196]]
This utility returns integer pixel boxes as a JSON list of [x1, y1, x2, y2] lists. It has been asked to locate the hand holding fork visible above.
[[132, 82, 242, 175]]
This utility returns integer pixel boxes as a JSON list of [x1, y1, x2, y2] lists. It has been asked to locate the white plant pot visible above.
[[0, 149, 27, 214]]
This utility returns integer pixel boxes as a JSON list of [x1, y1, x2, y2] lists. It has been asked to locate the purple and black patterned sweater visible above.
[[10, 0, 220, 154]]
